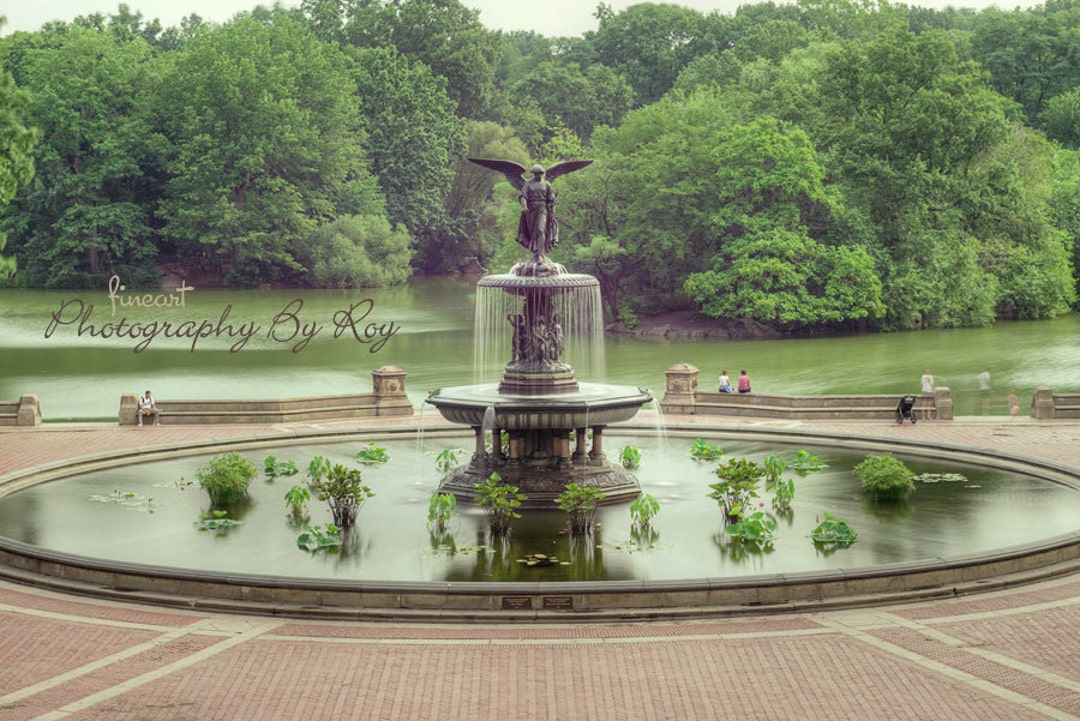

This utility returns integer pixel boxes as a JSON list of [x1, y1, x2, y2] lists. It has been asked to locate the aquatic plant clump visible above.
[[474, 473, 526, 536], [196, 452, 257, 506], [556, 483, 606, 535], [854, 453, 916, 502]]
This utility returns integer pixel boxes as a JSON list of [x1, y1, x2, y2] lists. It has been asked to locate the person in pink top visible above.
[[737, 370, 751, 394]]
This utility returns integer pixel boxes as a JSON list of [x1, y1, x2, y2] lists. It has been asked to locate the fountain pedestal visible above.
[[426, 266, 652, 507]]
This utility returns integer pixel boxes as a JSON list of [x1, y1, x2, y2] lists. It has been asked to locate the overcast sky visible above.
[[1, 0, 1047, 39]]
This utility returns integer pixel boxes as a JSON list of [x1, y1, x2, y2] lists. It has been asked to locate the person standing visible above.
[[976, 369, 991, 415], [920, 368, 935, 420], [737, 370, 752, 394]]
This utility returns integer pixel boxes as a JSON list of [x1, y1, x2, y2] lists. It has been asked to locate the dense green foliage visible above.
[[1, 0, 1078, 331], [853, 453, 917, 502], [196, 452, 258, 506]]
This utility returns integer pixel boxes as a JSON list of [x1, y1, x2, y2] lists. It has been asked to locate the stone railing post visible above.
[[932, 387, 953, 420], [371, 365, 413, 416], [119, 393, 138, 425], [17, 394, 42, 426], [1031, 387, 1055, 420], [661, 362, 699, 415]]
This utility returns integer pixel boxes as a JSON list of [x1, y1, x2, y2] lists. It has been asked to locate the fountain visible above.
[[425, 158, 652, 506]]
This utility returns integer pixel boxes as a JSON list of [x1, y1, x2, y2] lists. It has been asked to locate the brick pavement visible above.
[[1, 416, 1080, 720]]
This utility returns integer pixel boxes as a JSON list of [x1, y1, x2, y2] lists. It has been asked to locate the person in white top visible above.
[[920, 369, 934, 420], [138, 390, 161, 426], [718, 370, 733, 393]]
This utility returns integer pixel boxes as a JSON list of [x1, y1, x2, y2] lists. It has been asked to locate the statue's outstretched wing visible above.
[[467, 158, 528, 191], [545, 160, 593, 183]]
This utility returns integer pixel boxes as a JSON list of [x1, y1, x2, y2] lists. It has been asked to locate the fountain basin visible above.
[[425, 382, 652, 429], [2, 424, 1080, 620]]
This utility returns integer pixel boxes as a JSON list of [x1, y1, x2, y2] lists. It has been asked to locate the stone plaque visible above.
[[501, 596, 533, 610], [542, 595, 574, 610]]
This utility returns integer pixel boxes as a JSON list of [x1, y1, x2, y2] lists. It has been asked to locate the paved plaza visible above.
[[2, 415, 1079, 721]]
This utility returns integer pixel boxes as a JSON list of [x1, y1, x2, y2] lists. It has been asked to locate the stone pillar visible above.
[[119, 393, 138, 426], [17, 394, 42, 426], [573, 426, 588, 464], [1031, 388, 1055, 420], [491, 429, 505, 466], [556, 430, 572, 469], [660, 362, 699, 415], [371, 365, 413, 416], [508, 431, 523, 464], [932, 387, 953, 421], [472, 426, 485, 462], [589, 425, 605, 462]]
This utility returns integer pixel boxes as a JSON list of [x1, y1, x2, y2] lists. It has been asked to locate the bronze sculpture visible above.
[[467, 158, 592, 264]]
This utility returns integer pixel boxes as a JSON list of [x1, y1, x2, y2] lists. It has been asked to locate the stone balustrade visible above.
[[118, 365, 412, 425], [661, 363, 954, 420], [1030, 388, 1080, 420], [0, 395, 42, 426]]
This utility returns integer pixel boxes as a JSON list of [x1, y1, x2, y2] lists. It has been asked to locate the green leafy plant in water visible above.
[[792, 450, 829, 474], [690, 438, 724, 461], [724, 509, 776, 550], [556, 483, 605, 535], [854, 453, 915, 502], [810, 511, 858, 547], [307, 455, 332, 483], [762, 454, 795, 512], [708, 456, 764, 523], [284, 484, 311, 520], [308, 463, 374, 528], [619, 445, 642, 470], [427, 492, 457, 535], [194, 509, 243, 532], [629, 492, 660, 529], [196, 452, 257, 506], [435, 448, 465, 472], [355, 443, 390, 465], [297, 523, 342, 552], [473, 472, 526, 536], [769, 477, 796, 513], [264, 455, 299, 480]]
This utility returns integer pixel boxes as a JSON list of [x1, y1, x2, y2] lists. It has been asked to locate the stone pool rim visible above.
[[1, 423, 1079, 621]]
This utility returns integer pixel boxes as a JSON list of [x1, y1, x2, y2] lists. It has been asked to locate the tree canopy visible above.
[[0, 0, 1076, 332]]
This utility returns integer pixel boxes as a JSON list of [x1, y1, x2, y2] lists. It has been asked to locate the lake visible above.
[[1, 277, 1077, 421]]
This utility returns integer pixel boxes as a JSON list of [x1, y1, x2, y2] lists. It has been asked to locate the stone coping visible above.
[[1, 424, 1079, 621]]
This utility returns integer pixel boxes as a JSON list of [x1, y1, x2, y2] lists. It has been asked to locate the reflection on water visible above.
[[2, 436, 1079, 583], [1, 281, 1078, 420]]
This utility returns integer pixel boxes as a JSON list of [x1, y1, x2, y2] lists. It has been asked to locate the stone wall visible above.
[[118, 366, 412, 425], [0, 395, 42, 427], [660, 363, 954, 420]]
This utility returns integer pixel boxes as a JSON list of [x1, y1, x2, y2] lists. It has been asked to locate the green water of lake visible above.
[[1, 277, 1077, 421]]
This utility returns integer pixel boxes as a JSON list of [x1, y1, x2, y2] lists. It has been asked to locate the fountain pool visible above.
[[1, 425, 1079, 618]]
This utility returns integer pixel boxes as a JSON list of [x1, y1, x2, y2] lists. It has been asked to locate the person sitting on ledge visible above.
[[718, 370, 733, 393], [737, 370, 752, 394], [138, 389, 160, 426]]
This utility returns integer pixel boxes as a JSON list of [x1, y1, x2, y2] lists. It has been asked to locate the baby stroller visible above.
[[895, 395, 918, 424]]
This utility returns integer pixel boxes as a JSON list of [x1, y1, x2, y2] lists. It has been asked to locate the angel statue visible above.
[[468, 158, 592, 264]]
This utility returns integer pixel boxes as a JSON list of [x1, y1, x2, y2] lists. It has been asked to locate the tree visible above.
[[0, 25, 160, 287], [295, 214, 412, 288], [0, 18, 38, 279], [683, 117, 884, 328], [592, 3, 713, 105], [157, 12, 375, 285], [303, 0, 501, 118], [347, 45, 465, 272], [510, 60, 633, 142]]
